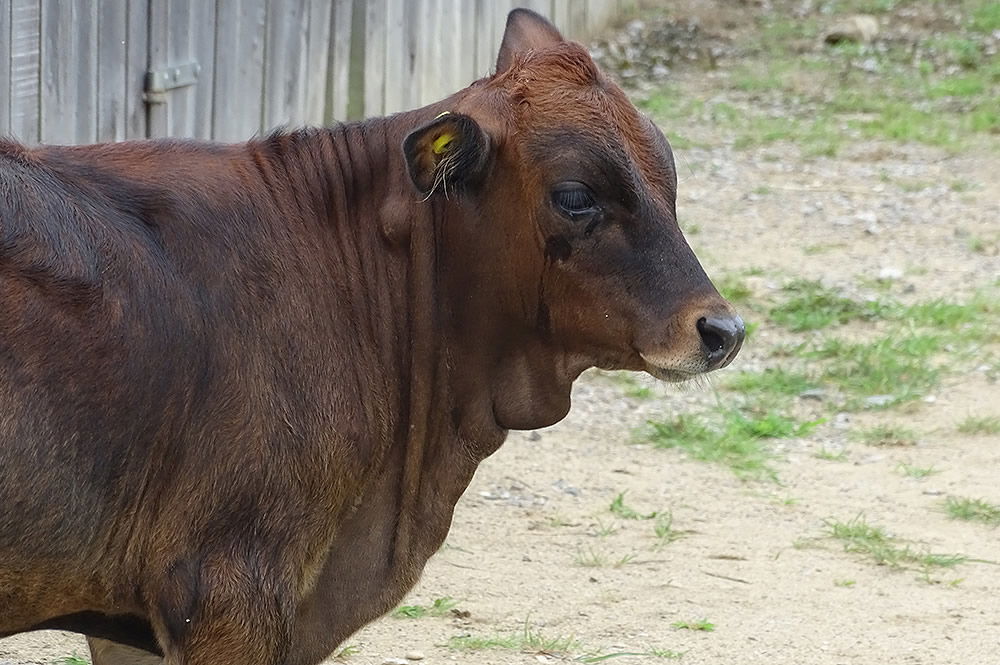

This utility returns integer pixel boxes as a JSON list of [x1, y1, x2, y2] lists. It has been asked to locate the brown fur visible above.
[[0, 11, 741, 665]]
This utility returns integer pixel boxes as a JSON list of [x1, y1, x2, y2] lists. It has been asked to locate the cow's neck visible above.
[[282, 109, 574, 602]]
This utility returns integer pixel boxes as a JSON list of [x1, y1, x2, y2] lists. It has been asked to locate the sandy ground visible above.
[[3, 4, 999, 665]]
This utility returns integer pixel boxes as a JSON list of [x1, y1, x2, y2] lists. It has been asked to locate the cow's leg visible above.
[[151, 558, 295, 665], [88, 637, 163, 665]]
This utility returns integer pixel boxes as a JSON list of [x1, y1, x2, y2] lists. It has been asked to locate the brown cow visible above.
[[0, 10, 743, 665]]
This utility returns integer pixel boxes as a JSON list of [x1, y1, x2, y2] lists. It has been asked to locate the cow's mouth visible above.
[[639, 356, 703, 383]]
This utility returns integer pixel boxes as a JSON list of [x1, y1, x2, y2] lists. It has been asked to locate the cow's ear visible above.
[[496, 8, 564, 74], [403, 112, 491, 197]]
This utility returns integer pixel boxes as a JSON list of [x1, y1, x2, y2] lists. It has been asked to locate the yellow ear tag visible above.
[[432, 133, 454, 155]]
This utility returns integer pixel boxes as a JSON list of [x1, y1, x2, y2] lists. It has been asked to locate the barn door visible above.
[[145, 0, 334, 142], [145, 0, 217, 139]]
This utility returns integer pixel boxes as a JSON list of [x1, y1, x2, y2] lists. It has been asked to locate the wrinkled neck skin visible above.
[[283, 102, 574, 663]]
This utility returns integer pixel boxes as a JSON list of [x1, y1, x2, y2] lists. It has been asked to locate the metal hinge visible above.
[[144, 62, 201, 104]]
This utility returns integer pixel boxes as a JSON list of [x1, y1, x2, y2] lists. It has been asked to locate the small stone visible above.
[[923, 395, 937, 403], [856, 210, 878, 224], [859, 57, 879, 73], [405, 651, 425, 661], [878, 266, 903, 280], [864, 394, 895, 408], [528, 431, 542, 441], [799, 388, 827, 401], [824, 15, 880, 44], [382, 659, 409, 665]]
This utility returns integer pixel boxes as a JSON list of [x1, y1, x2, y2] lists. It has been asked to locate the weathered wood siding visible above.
[[0, 0, 628, 145]]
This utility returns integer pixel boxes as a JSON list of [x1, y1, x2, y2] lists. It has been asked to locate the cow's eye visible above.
[[552, 182, 597, 218]]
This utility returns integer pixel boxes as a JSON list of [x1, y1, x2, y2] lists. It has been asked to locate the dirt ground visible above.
[[2, 2, 998, 665]]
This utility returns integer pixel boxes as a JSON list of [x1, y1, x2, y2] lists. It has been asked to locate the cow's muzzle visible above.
[[696, 314, 745, 371], [637, 306, 745, 381]]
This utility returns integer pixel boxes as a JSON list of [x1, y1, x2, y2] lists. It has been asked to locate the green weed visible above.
[[897, 463, 939, 479], [447, 621, 579, 654], [815, 447, 848, 461], [824, 514, 967, 572], [333, 645, 360, 661], [392, 596, 458, 619], [671, 619, 715, 632], [855, 424, 918, 447], [808, 335, 942, 407], [653, 511, 686, 549], [724, 368, 816, 398], [956, 415, 1000, 435], [770, 279, 886, 331], [944, 496, 1000, 526], [60, 657, 89, 665], [610, 492, 658, 520]]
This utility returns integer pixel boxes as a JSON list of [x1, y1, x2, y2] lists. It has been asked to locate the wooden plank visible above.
[[212, 0, 267, 141], [40, 0, 98, 144], [97, 0, 127, 142], [474, 0, 493, 79], [303, 0, 333, 126], [551, 0, 571, 35], [382, 0, 416, 114], [436, 0, 462, 101], [146, 0, 169, 138], [124, 0, 148, 140], [40, 0, 76, 143], [345, 0, 366, 120], [10, 0, 40, 144], [586, 0, 600, 35], [416, 0, 443, 108], [262, 1, 309, 130], [0, 1, 12, 135], [325, 0, 354, 123], [167, 0, 216, 139], [456, 0, 478, 88], [362, 0, 386, 118], [567, 0, 587, 40]]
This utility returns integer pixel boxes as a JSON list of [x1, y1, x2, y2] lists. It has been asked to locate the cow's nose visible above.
[[696, 315, 745, 370]]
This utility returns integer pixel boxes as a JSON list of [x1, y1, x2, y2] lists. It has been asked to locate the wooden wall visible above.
[[0, 0, 629, 145]]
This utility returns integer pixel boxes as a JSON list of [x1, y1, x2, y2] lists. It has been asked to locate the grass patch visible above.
[[574, 546, 637, 568], [956, 415, 1000, 435], [944, 496, 1000, 526], [60, 658, 89, 665], [855, 424, 918, 447], [647, 648, 686, 659], [392, 596, 458, 619], [815, 446, 848, 461], [333, 645, 360, 661], [807, 334, 942, 408], [448, 622, 579, 654], [671, 619, 715, 632], [610, 492, 658, 520], [824, 514, 968, 573], [715, 274, 753, 304], [644, 408, 823, 480], [970, 2, 1000, 32], [652, 511, 686, 549], [833, 579, 856, 587], [897, 462, 939, 479], [600, 371, 655, 400], [770, 279, 886, 331], [724, 368, 816, 398]]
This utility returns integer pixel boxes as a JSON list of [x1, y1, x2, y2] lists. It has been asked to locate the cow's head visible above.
[[404, 9, 744, 430]]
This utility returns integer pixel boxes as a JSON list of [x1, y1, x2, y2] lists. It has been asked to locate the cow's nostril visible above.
[[697, 318, 725, 353], [697, 315, 746, 370]]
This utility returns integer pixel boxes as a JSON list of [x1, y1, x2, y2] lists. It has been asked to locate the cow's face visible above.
[[404, 10, 743, 427]]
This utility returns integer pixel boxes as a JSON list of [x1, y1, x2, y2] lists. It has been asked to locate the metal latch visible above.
[[144, 62, 201, 104]]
